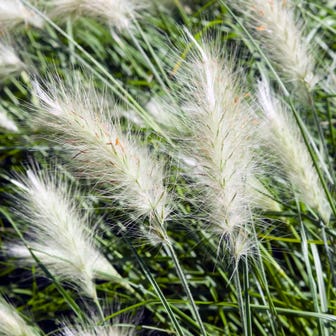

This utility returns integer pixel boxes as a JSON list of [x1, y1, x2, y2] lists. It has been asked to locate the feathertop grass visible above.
[[8, 166, 123, 298]]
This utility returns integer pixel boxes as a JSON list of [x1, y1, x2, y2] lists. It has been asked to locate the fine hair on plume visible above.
[[0, 40, 24, 81], [57, 301, 142, 336], [7, 163, 126, 299], [0, 294, 41, 336], [232, 0, 318, 92], [0, 106, 19, 132], [257, 76, 331, 223], [0, 0, 44, 32], [44, 0, 148, 31], [31, 76, 172, 246], [170, 30, 262, 264]]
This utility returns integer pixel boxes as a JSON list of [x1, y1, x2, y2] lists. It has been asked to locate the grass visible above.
[[0, 0, 335, 335]]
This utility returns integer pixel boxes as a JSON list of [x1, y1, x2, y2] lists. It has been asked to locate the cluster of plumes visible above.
[[233, 0, 317, 91], [33, 80, 171, 245], [8, 167, 123, 298], [172, 35, 261, 262], [257, 77, 331, 223], [0, 0, 43, 32], [0, 296, 40, 336], [0, 41, 23, 80], [0, 295, 138, 336], [45, 0, 146, 30]]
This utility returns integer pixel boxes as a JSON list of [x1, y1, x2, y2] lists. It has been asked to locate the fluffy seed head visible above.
[[0, 296, 40, 336], [0, 0, 43, 31], [258, 77, 331, 222], [0, 42, 23, 80], [174, 33, 260, 259], [60, 321, 136, 336], [46, 0, 146, 30], [233, 0, 317, 90], [0, 107, 18, 132], [8, 167, 122, 298], [59, 302, 140, 336], [33, 79, 171, 244]]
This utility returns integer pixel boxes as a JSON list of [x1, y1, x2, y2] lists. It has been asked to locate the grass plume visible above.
[[173, 33, 261, 262], [0, 0, 43, 31], [0, 295, 40, 336], [257, 77, 331, 223], [8, 166, 123, 298], [233, 0, 317, 90], [32, 79, 171, 244]]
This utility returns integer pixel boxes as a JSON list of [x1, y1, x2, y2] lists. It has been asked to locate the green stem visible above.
[[234, 270, 248, 336], [93, 293, 105, 322], [127, 27, 169, 93], [243, 259, 252, 336], [128, 242, 184, 336], [132, 18, 173, 92], [163, 243, 208, 336], [300, 222, 325, 336], [306, 89, 334, 184], [320, 222, 336, 289], [66, 18, 76, 65]]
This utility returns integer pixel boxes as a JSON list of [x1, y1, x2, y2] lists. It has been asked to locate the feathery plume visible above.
[[233, 0, 317, 90], [32, 79, 171, 244], [257, 77, 331, 223], [0, 107, 18, 132], [0, 0, 43, 31], [0, 41, 23, 80], [46, 0, 146, 30], [0, 295, 40, 336], [60, 325, 135, 336], [174, 33, 260, 260], [59, 314, 137, 336], [8, 167, 123, 298]]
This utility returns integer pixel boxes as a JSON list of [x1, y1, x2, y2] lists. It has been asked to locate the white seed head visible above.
[[60, 324, 136, 336], [9, 167, 122, 298], [0, 107, 18, 132], [0, 42, 23, 80], [233, 0, 317, 90], [0, 0, 44, 31], [60, 313, 137, 336], [174, 33, 260, 259], [257, 77, 331, 222], [33, 79, 171, 244], [46, 0, 146, 30], [0, 296, 40, 336]]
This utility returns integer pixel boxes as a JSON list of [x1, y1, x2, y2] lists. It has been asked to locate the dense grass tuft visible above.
[[0, 1, 335, 335]]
